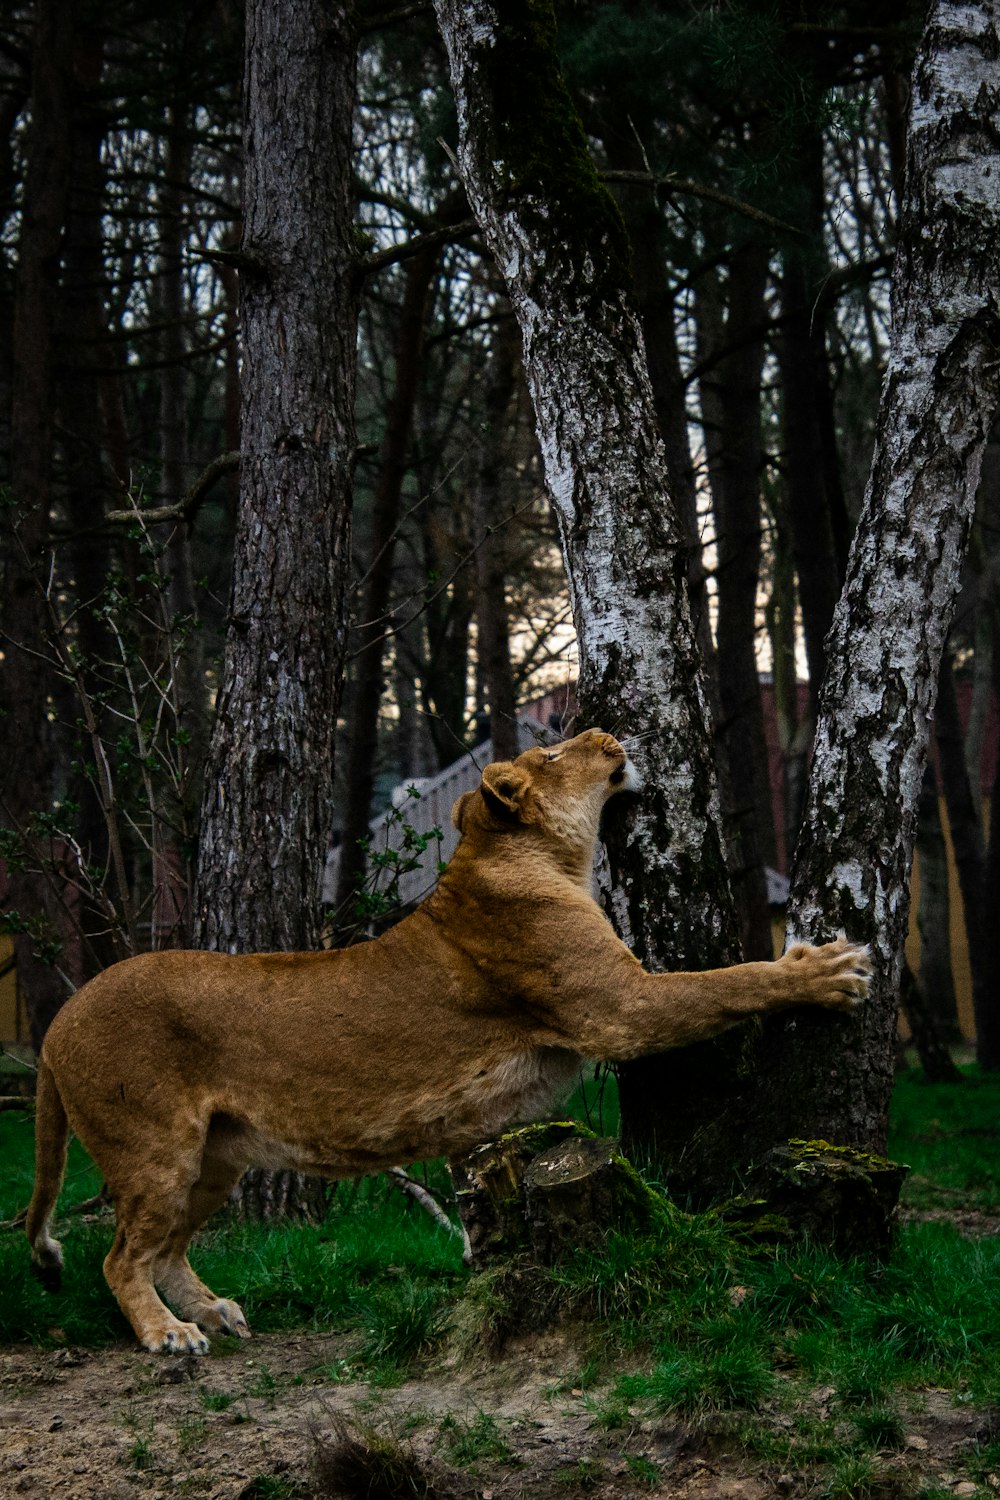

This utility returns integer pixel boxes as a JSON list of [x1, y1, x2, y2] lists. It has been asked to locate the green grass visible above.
[[0, 1107, 102, 1219], [439, 1410, 514, 1468], [889, 1065, 1000, 1210], [2, 1062, 999, 1446]]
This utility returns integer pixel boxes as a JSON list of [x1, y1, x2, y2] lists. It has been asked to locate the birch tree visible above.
[[433, 0, 1000, 1196], [745, 0, 1000, 1149], [431, 1, 742, 999], [644, 0, 1000, 1181]]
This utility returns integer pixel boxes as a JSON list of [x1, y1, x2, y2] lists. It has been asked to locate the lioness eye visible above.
[[546, 751, 561, 762]]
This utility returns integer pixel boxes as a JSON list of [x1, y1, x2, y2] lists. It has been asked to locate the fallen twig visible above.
[[388, 1167, 472, 1264]]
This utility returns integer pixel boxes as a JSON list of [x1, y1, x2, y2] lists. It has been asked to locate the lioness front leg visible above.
[[104, 1226, 210, 1356], [557, 932, 871, 1061], [155, 1159, 252, 1341]]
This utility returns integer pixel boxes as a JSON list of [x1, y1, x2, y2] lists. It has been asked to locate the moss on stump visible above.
[[724, 1138, 909, 1256]]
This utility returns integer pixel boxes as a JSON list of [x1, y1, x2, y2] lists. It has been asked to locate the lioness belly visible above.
[[205, 1046, 583, 1177]]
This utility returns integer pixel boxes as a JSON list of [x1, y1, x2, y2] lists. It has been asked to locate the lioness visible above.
[[27, 729, 870, 1354]]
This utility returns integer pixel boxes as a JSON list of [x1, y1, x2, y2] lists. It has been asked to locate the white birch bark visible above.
[[763, 0, 1000, 1150], [432, 0, 741, 996], [434, 0, 1000, 1190]]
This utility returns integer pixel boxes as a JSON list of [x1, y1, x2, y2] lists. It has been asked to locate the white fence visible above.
[[323, 717, 551, 913]]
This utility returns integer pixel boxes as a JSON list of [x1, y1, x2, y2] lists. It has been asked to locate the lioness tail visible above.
[[25, 1057, 69, 1292]]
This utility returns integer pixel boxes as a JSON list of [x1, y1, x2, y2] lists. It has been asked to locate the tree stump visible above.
[[523, 1136, 666, 1262], [450, 1123, 667, 1269], [724, 1139, 909, 1256]]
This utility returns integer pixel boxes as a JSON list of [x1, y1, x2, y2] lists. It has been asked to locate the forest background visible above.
[[1, 0, 999, 1205]]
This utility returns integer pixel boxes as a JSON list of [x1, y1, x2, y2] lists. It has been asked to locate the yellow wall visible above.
[[904, 795, 987, 1040], [0, 932, 27, 1045]]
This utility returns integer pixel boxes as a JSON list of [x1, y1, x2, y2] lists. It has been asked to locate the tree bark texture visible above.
[[697, 247, 775, 961], [194, 0, 358, 957], [937, 652, 1000, 1068], [433, 0, 739, 967], [432, 0, 745, 1179], [750, 0, 1000, 1152], [1, 0, 77, 1045], [616, 3, 1000, 1185], [981, 647, 1000, 1068], [192, 0, 359, 1220], [914, 760, 960, 1042], [778, 247, 845, 711], [473, 308, 521, 763], [600, 126, 713, 670], [439, 0, 998, 1197]]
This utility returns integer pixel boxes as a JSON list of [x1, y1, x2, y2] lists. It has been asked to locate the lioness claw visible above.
[[783, 937, 872, 1012], [147, 1323, 209, 1356]]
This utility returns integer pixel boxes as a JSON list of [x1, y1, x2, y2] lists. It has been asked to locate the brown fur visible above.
[[26, 729, 870, 1354]]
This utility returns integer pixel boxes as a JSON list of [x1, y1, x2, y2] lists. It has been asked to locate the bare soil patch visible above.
[[0, 1330, 995, 1500]]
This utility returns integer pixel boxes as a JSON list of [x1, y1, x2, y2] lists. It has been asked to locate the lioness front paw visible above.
[[782, 936, 871, 1012], [142, 1317, 210, 1356]]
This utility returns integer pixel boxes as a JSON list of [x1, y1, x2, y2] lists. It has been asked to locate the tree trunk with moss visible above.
[[451, 1123, 667, 1270], [192, 0, 358, 1218]]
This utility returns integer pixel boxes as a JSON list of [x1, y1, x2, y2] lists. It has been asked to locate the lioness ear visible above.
[[480, 761, 533, 823], [452, 790, 475, 834]]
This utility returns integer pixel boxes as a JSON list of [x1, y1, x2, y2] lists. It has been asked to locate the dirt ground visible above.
[[1, 1323, 997, 1500]]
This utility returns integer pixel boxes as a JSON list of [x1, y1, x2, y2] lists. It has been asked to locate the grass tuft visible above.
[[438, 1410, 514, 1468], [313, 1415, 448, 1499]]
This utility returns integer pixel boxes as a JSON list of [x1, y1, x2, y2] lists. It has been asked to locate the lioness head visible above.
[[452, 729, 641, 852]]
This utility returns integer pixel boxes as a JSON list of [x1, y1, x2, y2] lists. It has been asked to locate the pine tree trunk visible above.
[[697, 245, 775, 960], [193, 0, 359, 1217], [980, 658, 1000, 1069], [935, 650, 1000, 1065], [915, 760, 960, 1042], [778, 250, 844, 711]]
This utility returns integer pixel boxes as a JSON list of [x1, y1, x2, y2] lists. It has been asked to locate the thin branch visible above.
[[360, 217, 479, 278], [388, 1167, 472, 1263], [106, 450, 239, 525], [357, 1, 433, 33], [600, 169, 804, 240]]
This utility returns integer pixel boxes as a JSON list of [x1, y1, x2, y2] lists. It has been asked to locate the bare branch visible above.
[[106, 450, 240, 525], [388, 1167, 472, 1263], [600, 169, 804, 239]]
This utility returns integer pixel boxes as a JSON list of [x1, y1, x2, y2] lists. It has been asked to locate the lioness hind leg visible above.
[[155, 1155, 250, 1339], [104, 1176, 212, 1355]]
